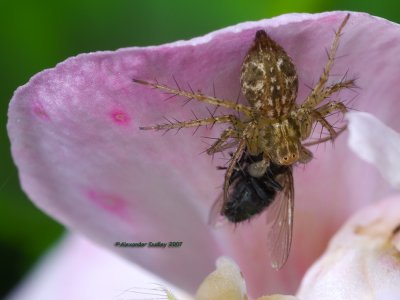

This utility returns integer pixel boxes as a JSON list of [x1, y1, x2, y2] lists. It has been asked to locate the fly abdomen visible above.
[[222, 152, 288, 223]]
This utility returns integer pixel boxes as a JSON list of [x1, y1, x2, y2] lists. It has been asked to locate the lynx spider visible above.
[[135, 14, 354, 203]]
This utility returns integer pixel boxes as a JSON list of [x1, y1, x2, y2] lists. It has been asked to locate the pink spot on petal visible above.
[[110, 110, 131, 126], [32, 101, 50, 120], [85, 189, 131, 222]]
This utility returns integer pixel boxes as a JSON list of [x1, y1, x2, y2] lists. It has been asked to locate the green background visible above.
[[1, 1, 398, 297]]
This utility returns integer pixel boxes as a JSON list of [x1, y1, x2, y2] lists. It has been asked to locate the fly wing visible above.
[[208, 192, 229, 228], [266, 166, 294, 269]]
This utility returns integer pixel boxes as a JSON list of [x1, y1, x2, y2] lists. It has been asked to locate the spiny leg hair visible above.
[[302, 14, 350, 109]]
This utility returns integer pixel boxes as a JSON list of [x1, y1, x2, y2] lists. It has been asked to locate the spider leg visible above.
[[303, 125, 347, 146], [307, 100, 349, 143], [310, 110, 338, 140], [300, 93, 350, 147], [304, 78, 355, 110], [206, 128, 237, 155], [215, 140, 240, 153], [316, 100, 348, 118], [317, 79, 355, 101], [302, 14, 350, 109], [133, 79, 252, 116], [223, 138, 246, 205], [140, 115, 238, 131]]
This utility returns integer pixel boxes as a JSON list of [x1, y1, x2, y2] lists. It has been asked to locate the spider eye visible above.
[[280, 153, 297, 165]]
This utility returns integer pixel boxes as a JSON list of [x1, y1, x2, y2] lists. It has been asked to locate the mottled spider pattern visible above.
[[136, 14, 353, 202], [135, 14, 354, 268]]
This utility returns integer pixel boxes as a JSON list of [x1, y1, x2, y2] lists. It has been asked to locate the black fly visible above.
[[211, 151, 289, 223], [209, 150, 294, 269]]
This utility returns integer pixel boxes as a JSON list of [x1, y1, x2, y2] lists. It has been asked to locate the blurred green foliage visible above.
[[1, 0, 399, 297]]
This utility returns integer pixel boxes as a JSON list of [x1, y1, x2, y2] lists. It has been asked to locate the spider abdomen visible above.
[[240, 30, 298, 118]]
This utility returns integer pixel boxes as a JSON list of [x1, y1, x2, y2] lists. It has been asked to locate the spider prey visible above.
[[135, 14, 354, 269], [210, 150, 291, 224]]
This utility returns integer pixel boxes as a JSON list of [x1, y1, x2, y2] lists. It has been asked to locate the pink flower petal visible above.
[[7, 11, 400, 296], [297, 196, 400, 299], [347, 111, 400, 188], [256, 296, 299, 300], [6, 234, 190, 300]]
